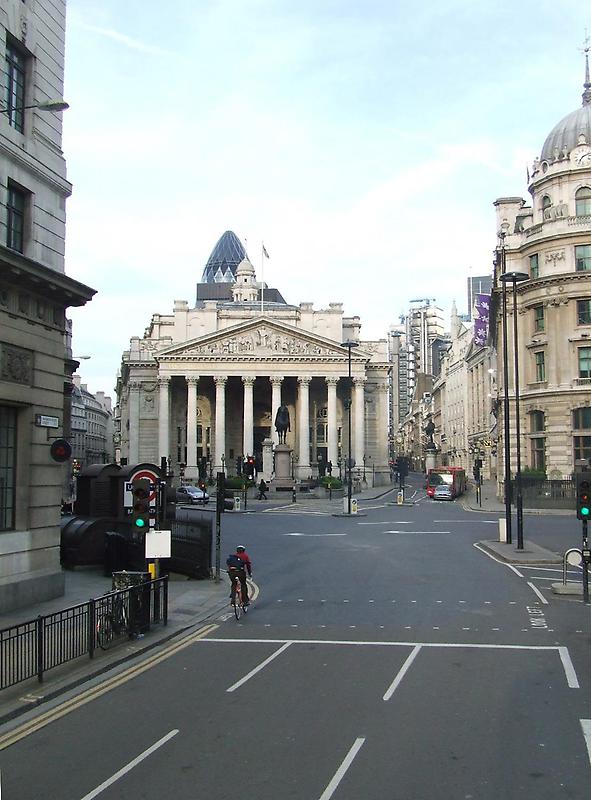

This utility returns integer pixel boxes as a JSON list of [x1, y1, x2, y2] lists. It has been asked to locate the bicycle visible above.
[[228, 570, 248, 620], [96, 593, 130, 649]]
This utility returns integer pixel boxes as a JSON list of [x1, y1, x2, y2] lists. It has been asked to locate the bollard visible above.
[[292, 486, 296, 503], [351, 498, 358, 515], [498, 518, 507, 543], [234, 495, 241, 512]]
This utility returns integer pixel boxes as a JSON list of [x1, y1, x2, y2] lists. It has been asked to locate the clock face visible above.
[[577, 151, 591, 165]]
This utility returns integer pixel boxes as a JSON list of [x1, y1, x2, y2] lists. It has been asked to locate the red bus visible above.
[[426, 467, 467, 499]]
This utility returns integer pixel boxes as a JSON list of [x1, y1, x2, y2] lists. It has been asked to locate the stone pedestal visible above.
[[273, 443, 294, 491], [425, 448, 437, 474], [261, 438, 274, 482]]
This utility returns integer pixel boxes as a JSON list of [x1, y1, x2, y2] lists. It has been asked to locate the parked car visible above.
[[176, 485, 209, 505], [433, 484, 453, 501]]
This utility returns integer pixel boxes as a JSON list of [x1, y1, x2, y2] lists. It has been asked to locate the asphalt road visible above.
[[2, 478, 591, 799]]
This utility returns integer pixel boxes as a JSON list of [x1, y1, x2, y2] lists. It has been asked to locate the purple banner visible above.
[[473, 293, 490, 347]]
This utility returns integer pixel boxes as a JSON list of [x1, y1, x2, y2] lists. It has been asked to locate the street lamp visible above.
[[499, 269, 529, 550], [341, 340, 359, 515], [0, 99, 69, 115]]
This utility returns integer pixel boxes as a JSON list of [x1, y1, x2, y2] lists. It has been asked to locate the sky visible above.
[[64, 0, 591, 396]]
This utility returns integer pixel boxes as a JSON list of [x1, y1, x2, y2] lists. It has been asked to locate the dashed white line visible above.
[[318, 738, 365, 800], [80, 730, 179, 800], [226, 642, 292, 693], [581, 720, 591, 766], [383, 645, 422, 701]]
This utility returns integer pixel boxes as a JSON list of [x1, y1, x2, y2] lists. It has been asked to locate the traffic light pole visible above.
[[583, 519, 589, 605]]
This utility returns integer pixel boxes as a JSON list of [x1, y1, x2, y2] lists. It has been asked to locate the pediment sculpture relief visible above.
[[187, 326, 335, 357]]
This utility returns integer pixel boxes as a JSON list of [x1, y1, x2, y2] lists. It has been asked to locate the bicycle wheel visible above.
[[97, 615, 114, 650]]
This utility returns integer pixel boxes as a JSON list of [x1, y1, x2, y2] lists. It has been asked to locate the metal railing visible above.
[[512, 478, 575, 509], [0, 577, 168, 690]]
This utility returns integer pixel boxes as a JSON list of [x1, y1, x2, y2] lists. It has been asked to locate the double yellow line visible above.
[[0, 623, 218, 751]]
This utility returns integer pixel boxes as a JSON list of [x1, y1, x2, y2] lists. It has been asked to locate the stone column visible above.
[[214, 376, 227, 472], [353, 377, 366, 464], [186, 376, 199, 478], [297, 376, 311, 476], [326, 376, 339, 466], [242, 376, 255, 458], [128, 381, 141, 464], [270, 376, 283, 445], [376, 380, 389, 467], [157, 376, 171, 465]]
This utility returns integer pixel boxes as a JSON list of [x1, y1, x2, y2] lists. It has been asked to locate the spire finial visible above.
[[581, 30, 591, 105]]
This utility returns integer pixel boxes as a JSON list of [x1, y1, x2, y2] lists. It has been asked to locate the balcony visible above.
[[574, 377, 591, 387]]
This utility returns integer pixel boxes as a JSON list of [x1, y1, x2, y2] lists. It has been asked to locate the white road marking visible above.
[[386, 530, 450, 534], [79, 730, 178, 800], [318, 738, 365, 800], [581, 720, 591, 766], [519, 566, 564, 573], [473, 543, 524, 576], [284, 532, 347, 536], [226, 642, 292, 693], [358, 521, 412, 525], [207, 638, 579, 688], [527, 582, 549, 604], [383, 645, 421, 701], [559, 647, 580, 688]]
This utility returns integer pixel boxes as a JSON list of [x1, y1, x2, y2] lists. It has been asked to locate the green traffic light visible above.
[[134, 518, 146, 528], [582, 507, 590, 517]]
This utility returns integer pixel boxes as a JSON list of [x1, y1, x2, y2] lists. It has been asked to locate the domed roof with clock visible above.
[[540, 41, 591, 163]]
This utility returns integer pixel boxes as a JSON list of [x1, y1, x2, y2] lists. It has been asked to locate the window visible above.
[[579, 347, 591, 378], [533, 304, 545, 332], [529, 253, 539, 279], [577, 300, 591, 325], [4, 40, 26, 133], [576, 245, 591, 272], [530, 411, 545, 432], [530, 438, 546, 472], [576, 187, 591, 216], [0, 406, 17, 531], [6, 182, 27, 252], [573, 407, 591, 429], [542, 195, 552, 219], [574, 435, 591, 462], [534, 351, 546, 382]]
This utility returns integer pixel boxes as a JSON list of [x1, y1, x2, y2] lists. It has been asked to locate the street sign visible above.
[[145, 530, 171, 559]]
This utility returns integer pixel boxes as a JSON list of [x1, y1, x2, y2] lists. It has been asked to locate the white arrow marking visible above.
[[581, 720, 591, 765]]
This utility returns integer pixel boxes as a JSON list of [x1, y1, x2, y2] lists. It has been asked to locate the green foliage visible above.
[[320, 476, 343, 489], [223, 477, 254, 489], [520, 468, 546, 480]]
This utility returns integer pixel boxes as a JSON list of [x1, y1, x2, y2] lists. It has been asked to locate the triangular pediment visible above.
[[156, 317, 369, 362]]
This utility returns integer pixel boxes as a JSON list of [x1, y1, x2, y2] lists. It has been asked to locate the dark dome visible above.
[[201, 231, 248, 283], [540, 104, 591, 161]]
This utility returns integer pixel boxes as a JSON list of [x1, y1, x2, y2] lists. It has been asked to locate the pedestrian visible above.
[[257, 478, 268, 500], [326, 461, 333, 476]]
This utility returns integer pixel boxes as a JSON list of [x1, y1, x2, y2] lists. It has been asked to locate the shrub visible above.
[[320, 476, 343, 489]]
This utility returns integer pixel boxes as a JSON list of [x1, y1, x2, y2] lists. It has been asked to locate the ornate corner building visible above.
[[0, 2, 95, 611], [115, 232, 390, 484], [493, 53, 591, 479]]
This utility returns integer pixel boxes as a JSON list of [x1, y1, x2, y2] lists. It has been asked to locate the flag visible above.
[[262, 244, 269, 259]]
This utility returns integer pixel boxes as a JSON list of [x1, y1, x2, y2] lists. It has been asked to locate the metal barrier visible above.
[[0, 577, 168, 691], [513, 478, 575, 510]]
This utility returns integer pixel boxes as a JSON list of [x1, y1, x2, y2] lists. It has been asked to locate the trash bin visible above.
[[112, 570, 151, 635]]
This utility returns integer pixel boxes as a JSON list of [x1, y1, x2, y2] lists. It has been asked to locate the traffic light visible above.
[[216, 472, 235, 513], [131, 478, 151, 529], [576, 472, 591, 521], [50, 438, 72, 463]]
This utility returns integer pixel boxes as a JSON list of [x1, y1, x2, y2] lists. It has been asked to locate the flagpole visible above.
[[261, 242, 264, 314]]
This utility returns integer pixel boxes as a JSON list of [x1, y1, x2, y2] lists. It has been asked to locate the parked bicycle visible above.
[[96, 594, 130, 649]]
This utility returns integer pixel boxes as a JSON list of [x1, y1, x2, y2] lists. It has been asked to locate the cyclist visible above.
[[226, 545, 252, 607]]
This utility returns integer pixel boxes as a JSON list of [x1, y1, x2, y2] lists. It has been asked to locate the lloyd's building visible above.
[[115, 232, 390, 486]]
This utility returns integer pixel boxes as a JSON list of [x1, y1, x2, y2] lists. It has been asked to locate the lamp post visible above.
[[1, 99, 69, 115], [499, 269, 529, 550], [341, 340, 359, 515]]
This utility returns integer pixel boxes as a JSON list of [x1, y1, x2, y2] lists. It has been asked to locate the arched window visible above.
[[576, 187, 591, 216], [542, 195, 552, 220]]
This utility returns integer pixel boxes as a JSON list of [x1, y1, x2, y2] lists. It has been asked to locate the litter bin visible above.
[[112, 570, 151, 635]]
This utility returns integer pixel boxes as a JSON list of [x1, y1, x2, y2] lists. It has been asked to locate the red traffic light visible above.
[[50, 438, 72, 463]]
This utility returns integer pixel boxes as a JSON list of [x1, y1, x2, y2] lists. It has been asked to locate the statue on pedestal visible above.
[[274, 404, 291, 445]]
